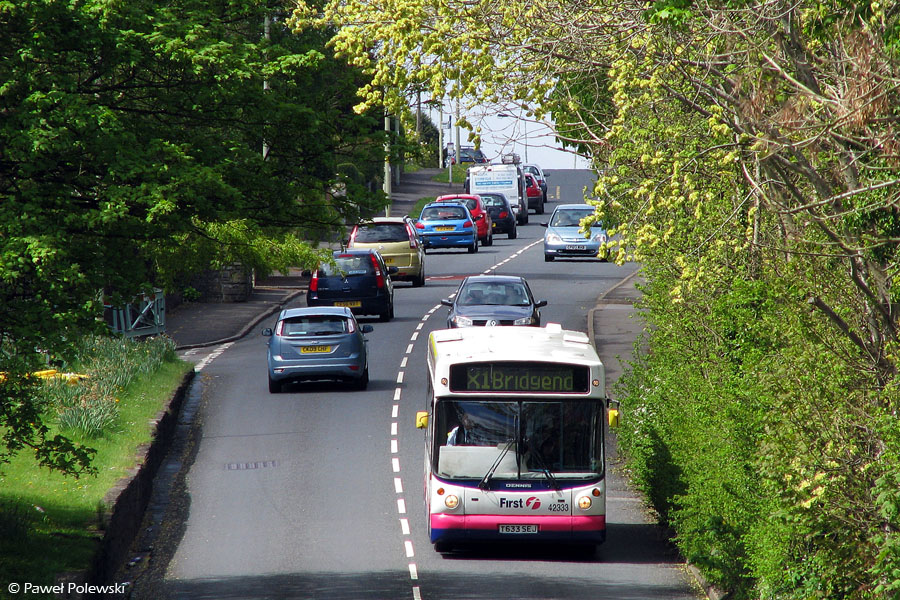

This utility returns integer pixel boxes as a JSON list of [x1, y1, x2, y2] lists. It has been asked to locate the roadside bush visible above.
[[617, 259, 900, 598]]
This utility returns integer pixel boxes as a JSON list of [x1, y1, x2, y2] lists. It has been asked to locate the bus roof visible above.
[[429, 323, 601, 366]]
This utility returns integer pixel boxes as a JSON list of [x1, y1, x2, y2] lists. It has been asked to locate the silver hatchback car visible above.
[[542, 204, 608, 262], [262, 307, 373, 392]]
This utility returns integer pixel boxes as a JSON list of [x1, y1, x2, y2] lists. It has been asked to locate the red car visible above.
[[524, 173, 545, 215], [435, 194, 493, 246]]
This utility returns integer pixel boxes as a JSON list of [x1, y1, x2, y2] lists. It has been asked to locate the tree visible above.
[[0, 0, 386, 474]]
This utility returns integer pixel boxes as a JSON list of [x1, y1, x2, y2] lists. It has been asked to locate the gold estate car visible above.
[[348, 216, 426, 287]]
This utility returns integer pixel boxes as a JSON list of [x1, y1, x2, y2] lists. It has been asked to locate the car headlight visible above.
[[546, 233, 561, 243], [513, 316, 535, 325], [592, 232, 608, 243], [452, 315, 473, 327]]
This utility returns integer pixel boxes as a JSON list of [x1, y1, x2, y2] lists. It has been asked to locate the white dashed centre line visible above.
[[389, 243, 538, 600]]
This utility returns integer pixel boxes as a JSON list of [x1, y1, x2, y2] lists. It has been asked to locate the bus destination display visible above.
[[449, 362, 589, 393]]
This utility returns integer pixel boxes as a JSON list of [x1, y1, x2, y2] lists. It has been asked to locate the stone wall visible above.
[[190, 264, 252, 303]]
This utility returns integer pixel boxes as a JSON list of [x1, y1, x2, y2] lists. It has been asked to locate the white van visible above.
[[466, 164, 528, 225]]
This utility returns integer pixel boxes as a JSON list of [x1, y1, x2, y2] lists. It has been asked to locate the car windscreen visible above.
[[319, 255, 374, 277], [550, 210, 595, 228], [355, 223, 408, 243], [458, 281, 530, 306], [421, 206, 467, 220], [281, 315, 350, 336]]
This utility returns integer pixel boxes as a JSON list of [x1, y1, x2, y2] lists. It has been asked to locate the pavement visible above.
[[163, 167, 645, 381]]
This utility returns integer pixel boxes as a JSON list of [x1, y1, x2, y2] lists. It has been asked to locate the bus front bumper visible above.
[[430, 514, 606, 545]]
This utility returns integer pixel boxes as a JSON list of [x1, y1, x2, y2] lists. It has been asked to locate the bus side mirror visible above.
[[608, 408, 620, 428], [606, 398, 620, 428], [416, 411, 429, 429]]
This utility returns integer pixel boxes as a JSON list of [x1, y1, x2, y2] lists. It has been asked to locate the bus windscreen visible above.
[[449, 362, 589, 393]]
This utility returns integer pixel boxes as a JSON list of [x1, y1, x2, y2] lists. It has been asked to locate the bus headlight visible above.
[[577, 495, 593, 510], [444, 495, 460, 509]]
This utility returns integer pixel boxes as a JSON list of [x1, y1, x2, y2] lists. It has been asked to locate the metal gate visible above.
[[106, 289, 166, 338]]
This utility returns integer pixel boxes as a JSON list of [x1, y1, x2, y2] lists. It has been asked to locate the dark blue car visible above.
[[306, 249, 397, 321]]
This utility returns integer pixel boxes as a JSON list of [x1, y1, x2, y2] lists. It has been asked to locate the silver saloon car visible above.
[[262, 306, 373, 392], [542, 204, 608, 262]]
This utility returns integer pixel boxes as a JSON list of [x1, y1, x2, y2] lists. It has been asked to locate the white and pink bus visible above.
[[416, 324, 618, 553]]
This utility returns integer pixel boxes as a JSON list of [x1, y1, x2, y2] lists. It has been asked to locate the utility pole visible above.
[[262, 14, 270, 160], [384, 113, 391, 216], [394, 116, 402, 187], [438, 104, 443, 169], [416, 89, 421, 138], [455, 99, 461, 181], [523, 117, 528, 163]]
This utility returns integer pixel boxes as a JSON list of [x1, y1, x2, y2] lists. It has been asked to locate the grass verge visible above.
[[0, 353, 193, 596], [431, 166, 468, 184], [409, 196, 435, 220]]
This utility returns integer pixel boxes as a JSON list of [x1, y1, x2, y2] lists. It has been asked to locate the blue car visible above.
[[262, 307, 373, 392], [414, 201, 479, 253], [541, 204, 608, 262]]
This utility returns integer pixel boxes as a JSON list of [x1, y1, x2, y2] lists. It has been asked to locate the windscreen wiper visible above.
[[526, 444, 561, 491], [478, 439, 515, 491]]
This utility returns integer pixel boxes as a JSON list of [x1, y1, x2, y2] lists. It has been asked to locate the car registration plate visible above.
[[334, 300, 362, 308], [565, 244, 586, 251], [498, 524, 538, 534], [300, 345, 331, 354], [383, 257, 394, 264], [434, 226, 455, 232]]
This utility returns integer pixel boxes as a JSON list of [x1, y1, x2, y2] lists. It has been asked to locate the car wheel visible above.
[[522, 211, 529, 225], [380, 302, 394, 321], [268, 375, 282, 394], [413, 267, 425, 287], [354, 367, 369, 390], [537, 200, 545, 215], [509, 227, 517, 240], [544, 254, 554, 262], [486, 231, 493, 246], [468, 238, 478, 253]]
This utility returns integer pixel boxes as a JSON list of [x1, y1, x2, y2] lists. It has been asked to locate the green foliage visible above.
[[644, 0, 695, 26], [0, 0, 384, 471]]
